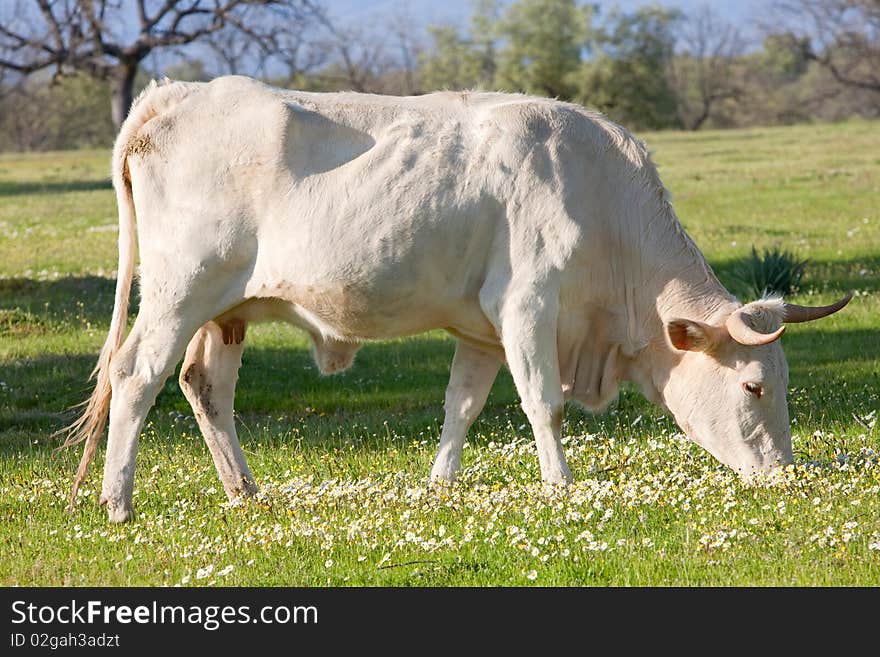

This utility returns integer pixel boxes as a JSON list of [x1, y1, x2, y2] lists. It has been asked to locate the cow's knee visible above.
[[179, 326, 212, 409], [179, 358, 217, 420], [109, 346, 156, 403], [179, 359, 202, 402]]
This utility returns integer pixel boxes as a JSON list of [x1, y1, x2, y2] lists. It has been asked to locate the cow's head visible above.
[[653, 293, 851, 473]]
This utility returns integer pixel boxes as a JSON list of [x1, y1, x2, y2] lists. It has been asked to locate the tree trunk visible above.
[[688, 100, 711, 131], [110, 63, 138, 130], [689, 111, 709, 131]]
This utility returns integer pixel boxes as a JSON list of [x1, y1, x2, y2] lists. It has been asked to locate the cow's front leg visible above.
[[179, 321, 256, 500], [430, 340, 500, 482], [498, 291, 572, 484]]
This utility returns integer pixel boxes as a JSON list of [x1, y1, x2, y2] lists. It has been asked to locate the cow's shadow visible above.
[[0, 335, 521, 456], [0, 179, 111, 197], [1, 276, 120, 329]]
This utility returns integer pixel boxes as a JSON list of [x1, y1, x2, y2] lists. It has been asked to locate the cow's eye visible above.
[[742, 382, 763, 399]]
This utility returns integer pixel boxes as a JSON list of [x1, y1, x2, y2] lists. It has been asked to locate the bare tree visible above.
[[205, 16, 269, 76], [307, 11, 393, 93], [205, 3, 324, 80], [667, 4, 745, 130], [389, 3, 423, 95], [773, 0, 880, 93], [0, 0, 319, 128]]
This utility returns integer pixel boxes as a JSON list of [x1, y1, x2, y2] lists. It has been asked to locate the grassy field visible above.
[[0, 120, 878, 586]]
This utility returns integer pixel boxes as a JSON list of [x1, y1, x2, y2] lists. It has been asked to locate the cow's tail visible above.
[[59, 79, 194, 509]]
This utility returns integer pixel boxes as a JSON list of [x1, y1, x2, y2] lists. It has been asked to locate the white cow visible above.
[[63, 76, 851, 522]]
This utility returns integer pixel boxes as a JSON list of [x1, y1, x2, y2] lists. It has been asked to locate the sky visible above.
[[322, 0, 766, 32], [6, 0, 770, 79], [314, 1, 772, 53]]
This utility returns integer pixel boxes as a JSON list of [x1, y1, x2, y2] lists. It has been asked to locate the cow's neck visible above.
[[632, 197, 736, 337], [610, 191, 737, 405]]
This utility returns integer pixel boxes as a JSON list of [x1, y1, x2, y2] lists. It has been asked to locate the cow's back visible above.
[[124, 76, 665, 345]]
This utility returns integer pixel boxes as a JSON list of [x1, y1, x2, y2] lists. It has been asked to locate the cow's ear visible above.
[[666, 319, 724, 352]]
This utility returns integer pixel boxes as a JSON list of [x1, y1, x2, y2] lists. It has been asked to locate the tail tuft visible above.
[[55, 339, 116, 509]]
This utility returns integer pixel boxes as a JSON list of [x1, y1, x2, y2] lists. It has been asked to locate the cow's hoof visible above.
[[541, 466, 573, 485], [100, 495, 133, 523], [429, 470, 457, 486], [225, 478, 258, 501], [429, 462, 459, 484]]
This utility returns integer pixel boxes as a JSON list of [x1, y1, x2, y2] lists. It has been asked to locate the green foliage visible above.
[[164, 59, 212, 82], [760, 33, 812, 81], [578, 5, 682, 129], [3, 2, 880, 152], [413, 1, 879, 131], [493, 0, 593, 99], [730, 247, 810, 299], [418, 26, 487, 90], [469, 0, 501, 83], [665, 54, 716, 130], [0, 73, 116, 151]]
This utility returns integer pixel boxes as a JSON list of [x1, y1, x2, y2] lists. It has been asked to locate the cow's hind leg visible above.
[[179, 320, 256, 500], [430, 340, 500, 482], [100, 311, 204, 522]]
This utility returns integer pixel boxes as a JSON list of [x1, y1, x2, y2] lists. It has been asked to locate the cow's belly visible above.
[[239, 173, 501, 343], [263, 280, 473, 341], [219, 284, 496, 347], [236, 215, 498, 342]]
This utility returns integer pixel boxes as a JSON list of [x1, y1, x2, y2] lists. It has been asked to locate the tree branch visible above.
[[135, 0, 148, 29], [142, 0, 181, 34], [0, 22, 58, 58], [0, 0, 321, 127], [0, 55, 55, 73], [78, 0, 112, 60], [810, 50, 880, 91], [35, 0, 64, 52], [772, 0, 880, 94]]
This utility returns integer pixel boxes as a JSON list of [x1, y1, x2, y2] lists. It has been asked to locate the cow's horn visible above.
[[783, 292, 853, 323], [726, 309, 786, 346]]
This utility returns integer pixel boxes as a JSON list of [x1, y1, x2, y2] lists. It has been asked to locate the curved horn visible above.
[[783, 292, 853, 323], [725, 309, 786, 346]]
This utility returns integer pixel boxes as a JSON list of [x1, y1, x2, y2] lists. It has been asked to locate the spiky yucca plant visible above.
[[731, 246, 809, 298]]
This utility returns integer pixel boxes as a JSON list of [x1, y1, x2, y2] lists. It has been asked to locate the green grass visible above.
[[1, 120, 878, 586]]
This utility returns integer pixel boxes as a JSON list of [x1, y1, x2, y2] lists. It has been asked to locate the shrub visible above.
[[731, 246, 809, 298]]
